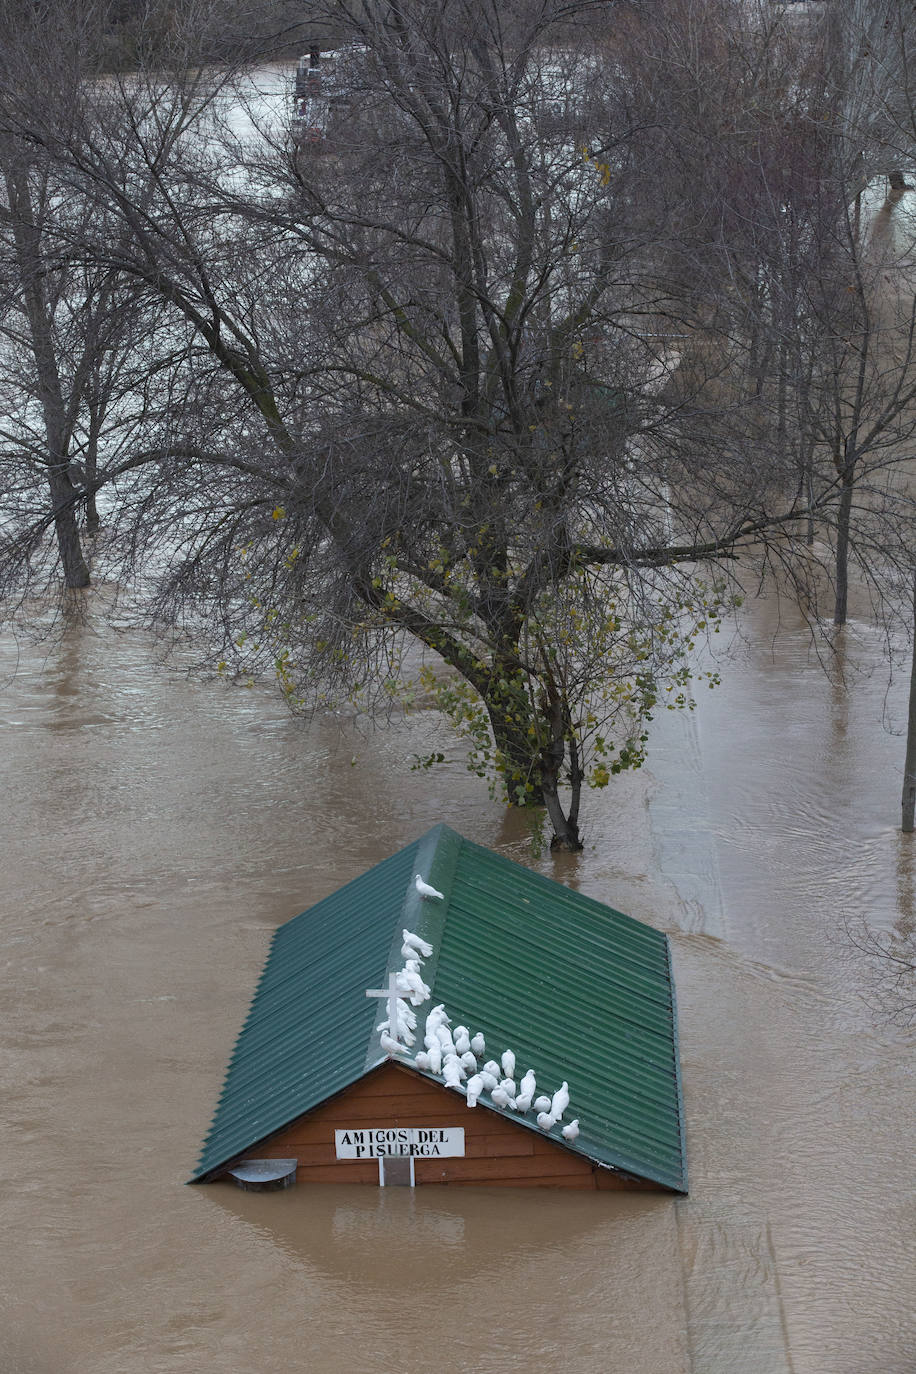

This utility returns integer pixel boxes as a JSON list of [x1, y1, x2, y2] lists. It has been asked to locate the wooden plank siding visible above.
[[218, 1062, 661, 1190]]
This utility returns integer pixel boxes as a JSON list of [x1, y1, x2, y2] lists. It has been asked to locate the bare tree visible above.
[[902, 573, 916, 832], [0, 1, 184, 594], [6, 0, 916, 845], [0, 144, 176, 588], [0, 0, 260, 606], [616, 0, 916, 629], [28, 0, 755, 847]]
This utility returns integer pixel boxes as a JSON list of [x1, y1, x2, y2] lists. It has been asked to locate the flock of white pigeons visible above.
[[374, 873, 580, 1145]]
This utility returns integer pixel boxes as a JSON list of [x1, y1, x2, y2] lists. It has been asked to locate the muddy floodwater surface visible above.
[[1, 596, 914, 1374]]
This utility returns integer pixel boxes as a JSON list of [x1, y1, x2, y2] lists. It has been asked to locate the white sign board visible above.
[[335, 1127, 465, 1159]]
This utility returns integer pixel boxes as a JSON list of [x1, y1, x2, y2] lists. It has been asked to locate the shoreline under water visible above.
[[0, 593, 913, 1373]]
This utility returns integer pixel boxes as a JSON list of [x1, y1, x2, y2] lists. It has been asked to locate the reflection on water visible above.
[[205, 1183, 651, 1288], [192, 1185, 685, 1372], [0, 594, 914, 1373]]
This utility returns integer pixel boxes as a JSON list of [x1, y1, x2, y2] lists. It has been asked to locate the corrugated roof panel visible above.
[[192, 825, 686, 1192], [192, 840, 421, 1179], [429, 834, 686, 1191]]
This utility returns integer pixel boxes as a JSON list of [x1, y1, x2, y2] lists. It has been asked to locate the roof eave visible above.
[[190, 1056, 686, 1192], [188, 1059, 392, 1184], [404, 1065, 688, 1192]]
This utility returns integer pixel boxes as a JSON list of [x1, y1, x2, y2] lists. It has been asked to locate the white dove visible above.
[[377, 1018, 415, 1047], [483, 1060, 502, 1080], [550, 1082, 570, 1122], [376, 1001, 416, 1033], [415, 875, 445, 900], [453, 1026, 471, 1054], [377, 999, 416, 1035], [479, 1070, 499, 1091], [515, 1093, 533, 1114], [401, 928, 433, 958], [436, 1024, 456, 1054], [427, 1041, 442, 1075], [426, 1005, 450, 1030], [396, 968, 431, 1005], [519, 1070, 537, 1101], [536, 1111, 555, 1132], [498, 1078, 517, 1098], [465, 1073, 484, 1107], [459, 1050, 478, 1072], [561, 1119, 580, 1142], [533, 1095, 552, 1114], [491, 1086, 510, 1107], [414, 1050, 431, 1071], [501, 1049, 516, 1080], [380, 1032, 408, 1056], [443, 1053, 467, 1081], [442, 1059, 464, 1089], [396, 999, 418, 1029], [470, 1032, 486, 1057]]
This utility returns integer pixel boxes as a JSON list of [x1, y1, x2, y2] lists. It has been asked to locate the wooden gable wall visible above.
[[221, 1062, 662, 1190]]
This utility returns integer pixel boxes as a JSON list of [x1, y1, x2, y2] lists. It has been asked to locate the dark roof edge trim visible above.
[[186, 1061, 393, 1184], [666, 932, 689, 1194]]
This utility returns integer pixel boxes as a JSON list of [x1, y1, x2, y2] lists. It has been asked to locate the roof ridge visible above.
[[362, 826, 463, 1073]]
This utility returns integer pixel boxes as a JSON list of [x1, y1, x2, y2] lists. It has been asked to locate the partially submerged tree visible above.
[[31, 0, 755, 847], [0, 0, 200, 596], [616, 0, 916, 630], [4, 0, 916, 845], [0, 144, 178, 589]]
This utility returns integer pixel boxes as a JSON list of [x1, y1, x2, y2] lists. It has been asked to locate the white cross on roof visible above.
[[365, 972, 404, 1052]]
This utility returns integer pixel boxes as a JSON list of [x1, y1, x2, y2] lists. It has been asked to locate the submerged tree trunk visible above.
[[84, 403, 101, 537], [903, 572, 916, 833], [805, 451, 816, 547], [538, 693, 583, 852], [834, 468, 854, 625], [542, 767, 583, 850], [48, 470, 91, 587], [5, 166, 90, 587], [86, 492, 100, 539]]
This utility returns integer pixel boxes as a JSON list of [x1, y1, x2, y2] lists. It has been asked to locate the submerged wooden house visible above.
[[191, 826, 687, 1192]]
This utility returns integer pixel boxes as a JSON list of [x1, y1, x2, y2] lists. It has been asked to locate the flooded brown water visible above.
[[1, 594, 914, 1374]]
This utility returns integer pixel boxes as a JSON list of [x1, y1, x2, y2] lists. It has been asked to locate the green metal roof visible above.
[[191, 825, 687, 1192]]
